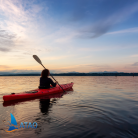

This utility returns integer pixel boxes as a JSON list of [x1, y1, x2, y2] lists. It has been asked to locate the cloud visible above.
[[85, 64, 110, 67], [47, 1, 138, 42], [0, 29, 17, 52], [0, 0, 47, 52], [108, 27, 138, 35], [0, 30, 16, 39], [0, 47, 9, 52], [0, 0, 44, 24], [130, 55, 138, 57], [43, 55, 72, 60], [132, 62, 138, 66], [55, 63, 112, 72], [0, 65, 10, 68], [75, 1, 138, 38]]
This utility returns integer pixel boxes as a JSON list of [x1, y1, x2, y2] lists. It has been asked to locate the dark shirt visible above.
[[39, 77, 56, 89]]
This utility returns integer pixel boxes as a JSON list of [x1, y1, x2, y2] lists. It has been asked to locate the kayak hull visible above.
[[3, 82, 74, 101], [3, 89, 73, 107]]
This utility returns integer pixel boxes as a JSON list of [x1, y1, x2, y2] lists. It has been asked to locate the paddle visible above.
[[33, 55, 65, 92]]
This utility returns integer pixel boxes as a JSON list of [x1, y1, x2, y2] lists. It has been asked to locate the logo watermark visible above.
[[6, 113, 37, 132]]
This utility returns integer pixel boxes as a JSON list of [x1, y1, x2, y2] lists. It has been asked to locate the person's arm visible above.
[[49, 78, 57, 87]]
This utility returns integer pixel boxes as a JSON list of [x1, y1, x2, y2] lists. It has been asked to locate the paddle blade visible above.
[[33, 55, 42, 64]]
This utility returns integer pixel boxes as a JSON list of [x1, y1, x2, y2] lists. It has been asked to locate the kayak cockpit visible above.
[[25, 91, 38, 93]]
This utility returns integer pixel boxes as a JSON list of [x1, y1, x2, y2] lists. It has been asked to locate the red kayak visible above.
[[3, 82, 74, 101], [3, 88, 73, 107]]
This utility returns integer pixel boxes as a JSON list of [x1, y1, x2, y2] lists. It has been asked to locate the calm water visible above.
[[0, 76, 138, 138]]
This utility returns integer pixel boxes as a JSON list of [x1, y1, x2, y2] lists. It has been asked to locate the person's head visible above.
[[41, 69, 50, 78]]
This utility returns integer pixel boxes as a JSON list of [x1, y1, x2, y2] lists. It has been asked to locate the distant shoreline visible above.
[[0, 73, 138, 76]]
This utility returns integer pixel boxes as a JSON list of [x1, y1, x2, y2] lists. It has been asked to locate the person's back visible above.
[[39, 69, 57, 89]]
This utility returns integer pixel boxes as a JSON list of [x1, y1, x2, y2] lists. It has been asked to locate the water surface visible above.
[[0, 76, 138, 138]]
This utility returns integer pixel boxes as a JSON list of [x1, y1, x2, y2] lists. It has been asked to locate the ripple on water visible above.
[[0, 76, 138, 138]]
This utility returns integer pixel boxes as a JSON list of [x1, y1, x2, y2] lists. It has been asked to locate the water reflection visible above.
[[34, 95, 65, 136], [2, 76, 138, 138], [39, 99, 51, 115]]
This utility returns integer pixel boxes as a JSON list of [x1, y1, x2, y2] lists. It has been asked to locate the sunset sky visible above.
[[0, 0, 138, 73]]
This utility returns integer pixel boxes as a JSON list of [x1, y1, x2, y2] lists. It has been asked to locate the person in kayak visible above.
[[39, 69, 58, 89]]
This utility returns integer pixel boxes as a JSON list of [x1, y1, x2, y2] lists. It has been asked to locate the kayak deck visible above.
[[3, 82, 74, 101], [3, 88, 73, 107]]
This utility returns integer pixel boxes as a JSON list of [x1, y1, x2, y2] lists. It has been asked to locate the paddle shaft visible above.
[[41, 63, 65, 92]]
